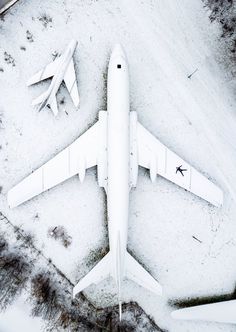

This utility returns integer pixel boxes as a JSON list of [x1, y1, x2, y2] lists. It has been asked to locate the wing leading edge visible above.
[[136, 121, 223, 207], [27, 57, 61, 86]]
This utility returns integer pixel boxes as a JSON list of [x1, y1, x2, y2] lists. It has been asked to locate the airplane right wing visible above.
[[8, 112, 107, 208], [136, 121, 223, 207], [64, 59, 80, 108], [171, 300, 236, 324], [27, 57, 61, 86]]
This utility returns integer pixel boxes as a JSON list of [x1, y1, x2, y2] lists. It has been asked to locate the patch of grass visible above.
[[38, 13, 53, 28], [26, 30, 34, 42], [4, 52, 15, 66]]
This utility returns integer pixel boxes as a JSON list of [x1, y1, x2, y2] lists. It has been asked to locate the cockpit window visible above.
[[117, 64, 121, 69]]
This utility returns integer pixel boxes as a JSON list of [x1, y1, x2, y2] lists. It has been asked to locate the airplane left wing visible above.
[[64, 59, 80, 108], [27, 57, 61, 86], [137, 122, 223, 207], [8, 113, 107, 208]]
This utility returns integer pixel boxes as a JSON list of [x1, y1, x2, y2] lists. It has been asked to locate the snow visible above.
[[0, 293, 44, 332], [1, 0, 236, 331]]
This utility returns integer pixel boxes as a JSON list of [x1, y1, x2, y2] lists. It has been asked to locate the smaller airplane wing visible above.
[[137, 122, 223, 207], [27, 57, 61, 86], [8, 119, 103, 208], [64, 59, 80, 108], [73, 252, 111, 297]]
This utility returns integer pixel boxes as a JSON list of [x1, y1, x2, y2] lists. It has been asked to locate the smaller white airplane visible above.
[[27, 39, 79, 116], [171, 299, 236, 324]]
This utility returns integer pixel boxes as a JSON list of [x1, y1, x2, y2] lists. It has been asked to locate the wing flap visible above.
[[64, 59, 79, 108], [137, 122, 223, 207]]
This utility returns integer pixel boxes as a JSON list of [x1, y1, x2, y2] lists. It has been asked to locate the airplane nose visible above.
[[111, 44, 126, 59], [69, 39, 78, 50]]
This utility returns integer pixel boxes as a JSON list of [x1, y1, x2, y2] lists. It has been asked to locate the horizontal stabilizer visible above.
[[32, 90, 48, 106], [171, 300, 236, 324], [73, 252, 111, 298], [125, 252, 162, 295]]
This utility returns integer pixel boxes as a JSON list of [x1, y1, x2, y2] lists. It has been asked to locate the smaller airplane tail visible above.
[[32, 91, 58, 116], [32, 90, 49, 107]]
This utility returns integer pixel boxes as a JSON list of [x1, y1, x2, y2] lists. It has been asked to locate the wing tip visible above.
[[7, 190, 17, 209], [26, 78, 33, 87], [150, 282, 162, 296], [171, 309, 182, 320], [72, 287, 79, 299], [213, 188, 224, 207]]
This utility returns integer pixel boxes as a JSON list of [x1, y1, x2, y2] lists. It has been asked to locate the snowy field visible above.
[[1, 0, 236, 331]]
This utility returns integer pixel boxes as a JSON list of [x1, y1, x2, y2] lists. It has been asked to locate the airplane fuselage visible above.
[[107, 45, 130, 285], [44, 40, 78, 109]]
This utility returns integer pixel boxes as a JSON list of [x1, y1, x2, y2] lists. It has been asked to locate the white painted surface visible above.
[[1, 0, 236, 331], [27, 39, 79, 115], [172, 300, 236, 324]]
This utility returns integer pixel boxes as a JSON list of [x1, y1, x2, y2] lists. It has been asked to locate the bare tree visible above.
[[31, 272, 61, 321], [0, 249, 30, 310]]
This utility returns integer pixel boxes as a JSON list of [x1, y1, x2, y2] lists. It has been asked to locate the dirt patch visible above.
[[48, 225, 72, 248]]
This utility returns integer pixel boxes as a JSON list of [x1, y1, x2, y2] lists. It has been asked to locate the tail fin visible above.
[[73, 252, 111, 298], [125, 252, 162, 296], [171, 300, 236, 324]]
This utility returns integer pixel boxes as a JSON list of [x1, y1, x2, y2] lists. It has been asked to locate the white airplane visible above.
[[0, 0, 19, 14], [171, 299, 236, 324], [8, 44, 223, 320], [27, 39, 79, 116]]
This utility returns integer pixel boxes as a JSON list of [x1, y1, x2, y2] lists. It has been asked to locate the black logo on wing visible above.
[[176, 165, 187, 177]]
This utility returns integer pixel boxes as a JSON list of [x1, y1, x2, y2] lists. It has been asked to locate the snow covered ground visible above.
[[1, 0, 236, 331]]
